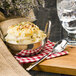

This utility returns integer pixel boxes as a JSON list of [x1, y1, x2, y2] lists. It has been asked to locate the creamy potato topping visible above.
[[5, 21, 46, 44]]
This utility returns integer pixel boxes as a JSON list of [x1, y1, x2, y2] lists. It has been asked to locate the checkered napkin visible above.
[[15, 40, 68, 64]]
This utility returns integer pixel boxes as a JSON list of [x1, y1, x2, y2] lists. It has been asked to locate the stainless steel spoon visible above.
[[26, 39, 68, 71]]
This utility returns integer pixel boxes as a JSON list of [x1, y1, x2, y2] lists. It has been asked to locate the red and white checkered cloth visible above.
[[15, 40, 68, 64], [16, 46, 43, 57]]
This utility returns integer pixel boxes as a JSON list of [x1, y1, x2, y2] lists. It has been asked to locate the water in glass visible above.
[[57, 0, 76, 45]]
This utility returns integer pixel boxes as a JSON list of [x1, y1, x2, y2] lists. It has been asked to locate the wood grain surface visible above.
[[0, 38, 31, 76], [30, 46, 76, 75]]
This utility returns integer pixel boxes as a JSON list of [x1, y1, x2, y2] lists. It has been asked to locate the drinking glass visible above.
[[57, 0, 76, 45]]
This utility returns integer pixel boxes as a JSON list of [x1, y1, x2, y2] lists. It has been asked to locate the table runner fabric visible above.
[[15, 40, 68, 64]]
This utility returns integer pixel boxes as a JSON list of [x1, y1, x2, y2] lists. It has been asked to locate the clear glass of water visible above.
[[57, 0, 76, 45]]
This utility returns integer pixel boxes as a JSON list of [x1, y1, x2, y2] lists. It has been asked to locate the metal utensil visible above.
[[26, 39, 68, 71]]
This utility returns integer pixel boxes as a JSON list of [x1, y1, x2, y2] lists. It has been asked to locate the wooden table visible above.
[[30, 46, 76, 76]]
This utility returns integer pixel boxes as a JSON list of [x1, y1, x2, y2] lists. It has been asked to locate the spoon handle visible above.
[[26, 51, 53, 71]]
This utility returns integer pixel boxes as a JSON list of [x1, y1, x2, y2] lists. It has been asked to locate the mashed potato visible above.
[[5, 21, 46, 44]]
